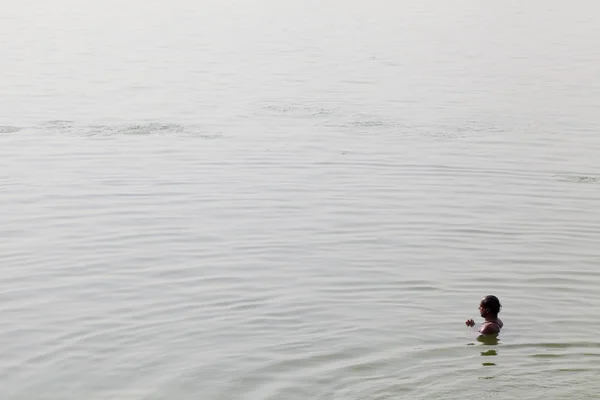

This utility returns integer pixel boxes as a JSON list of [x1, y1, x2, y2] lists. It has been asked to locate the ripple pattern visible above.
[[3, 0, 600, 399]]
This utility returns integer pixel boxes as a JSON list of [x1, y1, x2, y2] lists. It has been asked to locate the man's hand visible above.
[[465, 319, 475, 327]]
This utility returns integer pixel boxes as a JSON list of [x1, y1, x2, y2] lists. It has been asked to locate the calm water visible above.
[[2, 1, 600, 399]]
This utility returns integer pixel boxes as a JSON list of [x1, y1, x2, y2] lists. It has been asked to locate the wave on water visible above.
[[260, 104, 337, 116], [0, 126, 22, 134], [84, 122, 215, 137], [257, 102, 526, 142], [554, 175, 600, 184], [6, 121, 223, 138]]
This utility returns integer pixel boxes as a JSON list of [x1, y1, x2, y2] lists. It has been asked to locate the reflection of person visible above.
[[465, 295, 503, 335]]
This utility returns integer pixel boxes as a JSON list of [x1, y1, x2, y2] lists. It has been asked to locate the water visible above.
[[2, 1, 600, 398]]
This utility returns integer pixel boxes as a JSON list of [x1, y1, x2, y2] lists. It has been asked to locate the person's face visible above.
[[479, 302, 487, 318]]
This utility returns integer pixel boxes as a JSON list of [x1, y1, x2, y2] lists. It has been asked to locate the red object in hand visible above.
[[465, 319, 475, 327]]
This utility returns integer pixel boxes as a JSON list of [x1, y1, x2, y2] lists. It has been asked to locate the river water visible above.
[[2, 1, 600, 399]]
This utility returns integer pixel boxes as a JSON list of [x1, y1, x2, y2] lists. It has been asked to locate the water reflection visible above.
[[478, 335, 499, 366], [477, 335, 499, 346], [481, 349, 497, 356]]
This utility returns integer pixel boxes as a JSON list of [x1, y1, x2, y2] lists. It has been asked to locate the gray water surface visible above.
[[2, 1, 600, 399]]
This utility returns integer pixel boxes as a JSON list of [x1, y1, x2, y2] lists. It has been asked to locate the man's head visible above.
[[479, 295, 501, 318]]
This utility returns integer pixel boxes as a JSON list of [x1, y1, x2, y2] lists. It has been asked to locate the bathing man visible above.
[[465, 295, 503, 335]]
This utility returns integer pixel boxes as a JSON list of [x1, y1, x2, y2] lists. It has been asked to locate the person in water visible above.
[[466, 295, 503, 335]]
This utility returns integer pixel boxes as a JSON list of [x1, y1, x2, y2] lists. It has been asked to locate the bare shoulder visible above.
[[479, 322, 501, 335]]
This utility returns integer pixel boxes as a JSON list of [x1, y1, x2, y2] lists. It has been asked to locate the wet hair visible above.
[[481, 295, 501, 315]]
